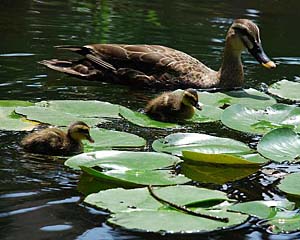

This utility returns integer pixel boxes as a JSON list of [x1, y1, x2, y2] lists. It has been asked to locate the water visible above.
[[1, 0, 300, 239]]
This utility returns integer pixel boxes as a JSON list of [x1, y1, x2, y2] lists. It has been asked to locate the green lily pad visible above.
[[152, 133, 252, 156], [0, 100, 33, 107], [278, 173, 300, 197], [0, 106, 38, 131], [268, 80, 300, 101], [84, 128, 146, 151], [65, 150, 189, 186], [189, 105, 223, 123], [85, 186, 247, 233], [119, 106, 179, 129], [36, 100, 120, 118], [228, 200, 295, 219], [182, 151, 267, 165], [257, 128, 300, 162], [221, 104, 300, 135], [262, 211, 300, 234], [198, 88, 276, 109], [15, 106, 104, 127]]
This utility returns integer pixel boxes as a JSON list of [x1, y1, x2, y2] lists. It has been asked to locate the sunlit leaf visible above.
[[221, 104, 300, 135], [198, 88, 276, 109], [268, 80, 300, 101], [152, 133, 252, 156], [278, 173, 300, 197], [257, 128, 300, 162]]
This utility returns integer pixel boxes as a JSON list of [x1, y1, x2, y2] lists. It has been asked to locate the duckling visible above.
[[39, 19, 275, 90], [144, 88, 201, 122], [21, 121, 94, 156]]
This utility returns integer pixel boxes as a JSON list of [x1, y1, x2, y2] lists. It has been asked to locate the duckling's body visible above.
[[21, 121, 94, 156], [39, 19, 275, 90], [145, 88, 201, 122]]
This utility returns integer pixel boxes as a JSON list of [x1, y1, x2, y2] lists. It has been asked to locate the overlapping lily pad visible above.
[[278, 173, 300, 197], [221, 104, 300, 135], [257, 128, 300, 162], [65, 150, 189, 186], [84, 128, 146, 151], [268, 80, 300, 101], [198, 88, 276, 109], [85, 186, 248, 233], [152, 133, 252, 156]]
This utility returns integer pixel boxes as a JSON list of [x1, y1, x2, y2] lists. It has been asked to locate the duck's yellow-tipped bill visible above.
[[262, 61, 276, 69]]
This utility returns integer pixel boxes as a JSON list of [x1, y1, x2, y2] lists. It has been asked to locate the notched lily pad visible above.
[[268, 80, 300, 101], [198, 88, 276, 109], [257, 128, 300, 162], [221, 104, 300, 135]]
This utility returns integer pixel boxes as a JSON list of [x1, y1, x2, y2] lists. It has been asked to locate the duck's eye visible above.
[[77, 128, 89, 134]]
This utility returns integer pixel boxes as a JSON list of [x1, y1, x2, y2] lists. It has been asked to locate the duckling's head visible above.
[[68, 121, 94, 143], [228, 19, 276, 69], [182, 88, 202, 110]]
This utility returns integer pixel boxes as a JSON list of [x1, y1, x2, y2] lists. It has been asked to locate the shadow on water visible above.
[[1, 0, 300, 239]]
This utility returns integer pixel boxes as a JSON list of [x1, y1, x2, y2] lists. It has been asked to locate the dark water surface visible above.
[[1, 0, 300, 239]]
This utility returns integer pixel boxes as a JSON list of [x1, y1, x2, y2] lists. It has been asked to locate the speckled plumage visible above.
[[39, 19, 275, 89]]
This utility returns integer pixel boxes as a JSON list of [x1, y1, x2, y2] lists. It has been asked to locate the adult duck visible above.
[[39, 19, 275, 89]]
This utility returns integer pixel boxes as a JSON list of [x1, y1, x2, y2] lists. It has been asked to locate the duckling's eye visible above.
[[77, 128, 89, 134]]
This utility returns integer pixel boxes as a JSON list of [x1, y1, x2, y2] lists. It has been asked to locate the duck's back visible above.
[[21, 128, 81, 156]]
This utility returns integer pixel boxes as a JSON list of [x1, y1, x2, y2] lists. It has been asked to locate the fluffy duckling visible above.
[[21, 121, 94, 156], [145, 88, 201, 122], [39, 19, 275, 90]]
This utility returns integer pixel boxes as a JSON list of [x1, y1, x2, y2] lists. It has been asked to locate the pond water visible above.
[[1, 0, 300, 239]]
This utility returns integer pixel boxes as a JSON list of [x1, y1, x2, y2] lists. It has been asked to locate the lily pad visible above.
[[15, 106, 104, 127], [65, 150, 189, 186], [119, 106, 179, 129], [198, 88, 276, 109], [182, 151, 267, 165], [152, 133, 252, 156], [84, 186, 247, 234], [221, 104, 300, 135], [84, 128, 146, 151], [188, 105, 223, 123], [268, 80, 300, 101], [0, 100, 33, 107], [257, 128, 300, 162], [278, 173, 300, 197], [36, 100, 120, 118], [0, 106, 38, 131]]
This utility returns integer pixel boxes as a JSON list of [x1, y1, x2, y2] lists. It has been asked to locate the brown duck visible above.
[[21, 121, 94, 156], [39, 19, 275, 89], [145, 88, 201, 122]]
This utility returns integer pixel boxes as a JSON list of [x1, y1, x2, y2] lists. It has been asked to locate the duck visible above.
[[21, 121, 94, 156], [39, 19, 276, 90], [144, 88, 201, 122]]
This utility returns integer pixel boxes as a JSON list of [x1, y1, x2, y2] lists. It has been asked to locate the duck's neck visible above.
[[218, 41, 244, 89]]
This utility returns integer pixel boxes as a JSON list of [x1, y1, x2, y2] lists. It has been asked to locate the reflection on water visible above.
[[1, 0, 300, 239]]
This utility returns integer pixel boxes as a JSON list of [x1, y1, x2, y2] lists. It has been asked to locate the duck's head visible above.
[[182, 88, 202, 110], [227, 19, 276, 69], [68, 121, 94, 143]]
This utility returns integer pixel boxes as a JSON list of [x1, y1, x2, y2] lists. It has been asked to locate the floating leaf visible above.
[[182, 151, 267, 165], [257, 128, 300, 162], [85, 186, 247, 233], [65, 150, 189, 186], [152, 133, 251, 156], [119, 106, 179, 129], [84, 128, 146, 151], [189, 105, 223, 123], [36, 100, 120, 118], [0, 100, 33, 107], [0, 105, 38, 131], [198, 88, 276, 109], [182, 163, 260, 184], [15, 106, 104, 127], [221, 104, 300, 135], [278, 173, 300, 197], [268, 80, 300, 101]]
